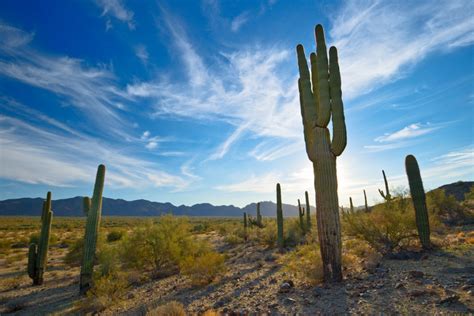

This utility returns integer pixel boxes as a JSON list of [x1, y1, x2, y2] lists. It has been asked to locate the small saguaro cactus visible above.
[[349, 197, 354, 213], [405, 155, 431, 249], [297, 24, 346, 282], [298, 199, 306, 233], [256, 202, 263, 227], [276, 183, 284, 250], [305, 191, 311, 231], [378, 170, 392, 201], [243, 212, 248, 241], [28, 192, 53, 285], [364, 190, 369, 212], [80, 164, 106, 294], [83, 196, 91, 216]]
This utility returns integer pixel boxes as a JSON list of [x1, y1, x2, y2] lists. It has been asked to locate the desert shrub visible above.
[[192, 222, 211, 233], [284, 218, 305, 247], [343, 239, 381, 272], [97, 243, 122, 276], [427, 189, 474, 225], [343, 201, 418, 253], [121, 215, 201, 274], [180, 252, 225, 286], [260, 221, 277, 248], [106, 230, 124, 243], [223, 233, 244, 245], [279, 243, 323, 285], [64, 238, 84, 266], [78, 272, 129, 312], [146, 301, 186, 316], [29, 233, 58, 245]]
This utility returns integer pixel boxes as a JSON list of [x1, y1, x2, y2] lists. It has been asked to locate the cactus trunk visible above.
[[378, 170, 392, 201], [256, 202, 262, 227], [298, 199, 305, 233], [405, 155, 431, 249], [349, 197, 354, 213], [276, 183, 284, 250], [305, 191, 311, 231], [364, 190, 369, 212], [297, 24, 346, 282], [28, 192, 53, 285], [80, 164, 105, 294], [243, 212, 248, 241]]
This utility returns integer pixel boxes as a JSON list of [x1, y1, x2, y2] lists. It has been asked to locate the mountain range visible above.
[[0, 181, 471, 217]]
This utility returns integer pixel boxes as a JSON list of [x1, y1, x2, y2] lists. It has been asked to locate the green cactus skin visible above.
[[80, 164, 106, 295], [378, 170, 392, 201], [349, 197, 354, 213], [83, 196, 91, 216], [305, 191, 311, 231], [364, 190, 369, 212], [256, 202, 262, 227], [298, 199, 306, 233], [405, 155, 431, 249], [276, 183, 284, 250], [296, 24, 346, 282], [28, 192, 53, 285]]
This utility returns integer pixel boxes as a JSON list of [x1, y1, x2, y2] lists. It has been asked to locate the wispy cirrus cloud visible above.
[[0, 23, 134, 138], [127, 8, 300, 160], [331, 0, 474, 99], [134, 44, 149, 64], [96, 0, 135, 30], [374, 123, 442, 143], [230, 11, 250, 32]]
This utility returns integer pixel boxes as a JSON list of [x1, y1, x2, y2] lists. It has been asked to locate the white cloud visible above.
[[330, 0, 474, 99], [0, 24, 133, 138], [134, 44, 149, 64], [231, 12, 250, 32], [375, 123, 441, 143], [208, 124, 248, 160], [0, 115, 191, 190], [249, 139, 303, 161], [145, 141, 158, 149], [96, 0, 135, 30]]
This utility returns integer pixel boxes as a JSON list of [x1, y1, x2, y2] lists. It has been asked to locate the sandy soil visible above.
[[1, 232, 473, 315]]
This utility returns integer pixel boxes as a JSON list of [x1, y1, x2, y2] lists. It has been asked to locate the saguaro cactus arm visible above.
[[378, 170, 392, 201]]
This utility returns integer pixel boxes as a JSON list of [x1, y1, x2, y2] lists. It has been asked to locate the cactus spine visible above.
[[28, 192, 53, 285], [276, 183, 284, 250], [297, 24, 346, 282], [364, 190, 369, 212], [378, 170, 392, 201], [298, 199, 305, 232], [405, 155, 431, 249], [305, 191, 311, 231], [80, 164, 105, 294]]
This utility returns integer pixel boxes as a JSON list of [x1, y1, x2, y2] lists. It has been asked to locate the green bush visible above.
[[427, 189, 474, 225], [106, 230, 124, 243], [64, 238, 84, 266], [180, 252, 225, 286], [279, 243, 323, 285]]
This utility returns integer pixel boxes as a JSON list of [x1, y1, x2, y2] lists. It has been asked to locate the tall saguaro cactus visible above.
[[405, 155, 431, 249], [349, 197, 354, 213], [305, 191, 311, 231], [80, 164, 106, 294], [378, 170, 392, 201], [28, 192, 53, 285], [256, 202, 263, 227], [296, 24, 346, 282], [276, 183, 284, 250], [364, 190, 369, 212]]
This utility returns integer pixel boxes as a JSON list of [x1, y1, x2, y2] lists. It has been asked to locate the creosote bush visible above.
[[146, 301, 186, 316], [180, 252, 225, 286], [280, 244, 324, 285], [106, 230, 124, 243]]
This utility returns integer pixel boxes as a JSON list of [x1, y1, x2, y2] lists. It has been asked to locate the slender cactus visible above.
[[83, 196, 91, 216], [256, 202, 263, 227], [298, 199, 305, 233], [378, 170, 392, 201], [80, 164, 106, 294], [305, 191, 311, 231], [405, 155, 431, 249], [349, 197, 354, 213], [297, 24, 346, 282], [28, 192, 53, 285], [276, 183, 284, 250], [364, 190, 369, 212]]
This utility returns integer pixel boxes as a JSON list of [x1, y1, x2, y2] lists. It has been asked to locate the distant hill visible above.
[[436, 181, 473, 201], [0, 197, 314, 217], [1, 181, 470, 217]]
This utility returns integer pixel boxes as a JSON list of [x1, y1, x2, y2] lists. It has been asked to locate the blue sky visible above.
[[0, 0, 473, 208]]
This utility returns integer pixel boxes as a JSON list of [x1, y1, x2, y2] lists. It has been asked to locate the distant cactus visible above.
[[378, 170, 392, 201], [256, 202, 263, 227], [349, 197, 354, 213], [298, 199, 306, 233], [364, 190, 369, 212], [276, 183, 284, 250], [83, 196, 91, 216], [28, 192, 53, 285], [80, 164, 105, 294], [243, 212, 248, 241], [405, 155, 431, 249], [297, 24, 346, 282], [305, 191, 311, 231]]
